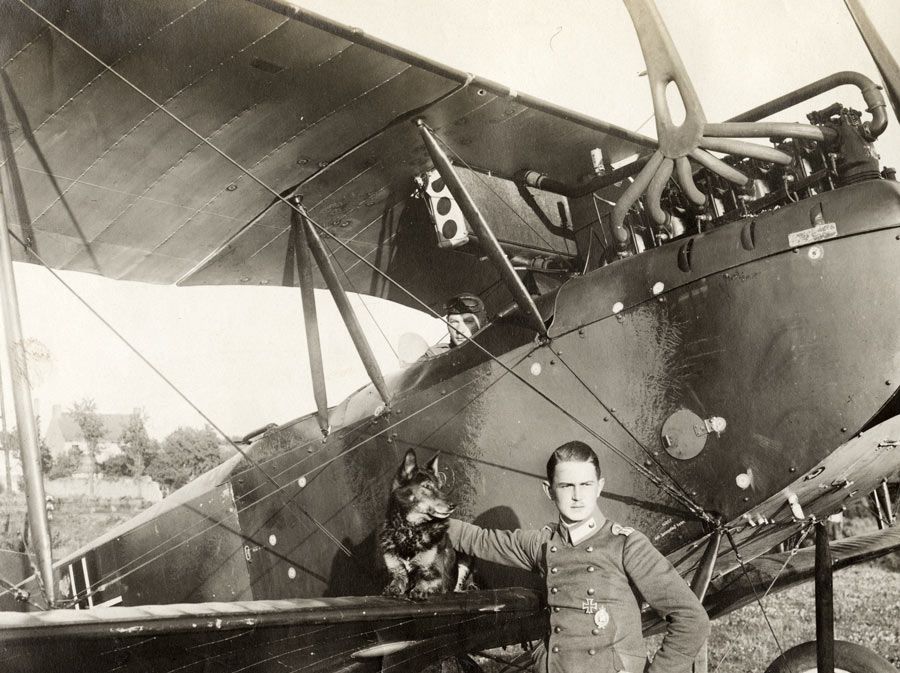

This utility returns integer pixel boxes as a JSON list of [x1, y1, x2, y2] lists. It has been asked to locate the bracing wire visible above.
[[15, 0, 709, 521], [713, 526, 804, 671], [546, 342, 703, 512], [9, 0, 715, 595], [322, 231, 400, 362], [0, 359, 512, 605], [8, 232, 354, 562]]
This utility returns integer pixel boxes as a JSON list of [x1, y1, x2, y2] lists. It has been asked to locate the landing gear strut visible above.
[[763, 523, 894, 673]]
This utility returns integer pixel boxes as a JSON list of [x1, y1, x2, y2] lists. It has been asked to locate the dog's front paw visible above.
[[408, 586, 435, 601], [409, 581, 442, 601], [383, 579, 407, 597], [454, 578, 478, 592]]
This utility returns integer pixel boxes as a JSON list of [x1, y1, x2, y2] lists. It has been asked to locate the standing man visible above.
[[448, 441, 709, 673]]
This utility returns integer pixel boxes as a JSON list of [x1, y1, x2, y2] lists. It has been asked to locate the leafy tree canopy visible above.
[[1, 417, 52, 473], [146, 426, 221, 492], [101, 411, 158, 478]]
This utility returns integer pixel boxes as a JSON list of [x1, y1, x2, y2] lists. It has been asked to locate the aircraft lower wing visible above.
[[3, 528, 898, 671], [0, 0, 652, 313], [0, 588, 543, 673], [701, 525, 900, 621]]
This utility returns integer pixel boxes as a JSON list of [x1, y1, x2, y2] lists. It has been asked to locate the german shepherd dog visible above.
[[380, 449, 471, 600]]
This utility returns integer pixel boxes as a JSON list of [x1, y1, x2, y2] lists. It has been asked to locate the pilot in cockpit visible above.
[[425, 293, 487, 357]]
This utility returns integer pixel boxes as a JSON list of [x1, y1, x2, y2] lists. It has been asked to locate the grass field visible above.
[[705, 563, 899, 671]]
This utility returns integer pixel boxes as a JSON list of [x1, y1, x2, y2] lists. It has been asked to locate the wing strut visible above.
[[689, 530, 721, 602], [416, 121, 547, 338], [291, 198, 330, 436], [0, 184, 55, 606], [298, 206, 391, 406]]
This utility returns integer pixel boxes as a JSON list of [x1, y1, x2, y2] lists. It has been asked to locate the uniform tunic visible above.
[[448, 514, 709, 673]]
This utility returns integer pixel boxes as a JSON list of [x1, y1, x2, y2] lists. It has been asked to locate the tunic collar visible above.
[[558, 511, 606, 546]]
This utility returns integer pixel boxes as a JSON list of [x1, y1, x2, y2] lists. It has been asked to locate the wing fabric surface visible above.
[[0, 588, 542, 673], [0, 0, 650, 311]]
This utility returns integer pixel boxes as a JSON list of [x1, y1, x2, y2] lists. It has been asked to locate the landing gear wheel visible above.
[[764, 640, 895, 673]]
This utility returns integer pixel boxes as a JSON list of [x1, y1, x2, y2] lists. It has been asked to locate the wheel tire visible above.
[[764, 640, 895, 673]]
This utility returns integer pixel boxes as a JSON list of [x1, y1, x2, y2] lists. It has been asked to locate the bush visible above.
[[49, 446, 83, 479]]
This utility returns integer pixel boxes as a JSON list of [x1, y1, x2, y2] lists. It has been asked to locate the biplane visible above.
[[0, 0, 899, 671]]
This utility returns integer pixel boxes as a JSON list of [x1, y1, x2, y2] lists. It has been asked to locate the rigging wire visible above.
[[8, 0, 717, 592], [322, 231, 400, 362], [1, 355, 517, 604], [13, 0, 710, 521], [8, 5, 887, 667], [8, 233, 354, 562], [0, 562, 45, 609], [546, 342, 704, 514], [712, 525, 807, 671]]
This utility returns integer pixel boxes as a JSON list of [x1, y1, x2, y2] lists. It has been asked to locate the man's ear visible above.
[[542, 480, 554, 502], [596, 477, 606, 497]]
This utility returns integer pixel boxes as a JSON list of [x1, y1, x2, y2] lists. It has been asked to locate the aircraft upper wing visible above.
[[0, 0, 652, 312]]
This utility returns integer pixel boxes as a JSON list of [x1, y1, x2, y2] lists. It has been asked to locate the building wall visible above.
[[45, 475, 162, 502]]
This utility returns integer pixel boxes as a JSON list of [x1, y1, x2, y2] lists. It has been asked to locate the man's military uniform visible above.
[[448, 513, 709, 673]]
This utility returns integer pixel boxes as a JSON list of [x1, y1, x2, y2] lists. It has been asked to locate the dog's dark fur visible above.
[[379, 449, 471, 600]]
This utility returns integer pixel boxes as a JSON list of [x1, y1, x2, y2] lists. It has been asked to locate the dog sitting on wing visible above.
[[380, 449, 472, 600]]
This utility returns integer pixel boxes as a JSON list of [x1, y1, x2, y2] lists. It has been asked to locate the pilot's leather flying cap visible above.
[[444, 293, 486, 327]]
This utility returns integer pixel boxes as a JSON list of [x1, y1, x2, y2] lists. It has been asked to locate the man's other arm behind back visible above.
[[447, 519, 545, 572], [624, 531, 710, 673]]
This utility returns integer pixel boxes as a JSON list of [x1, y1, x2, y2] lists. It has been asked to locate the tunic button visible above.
[[587, 588, 595, 595], [589, 648, 597, 656], [554, 626, 562, 633], [588, 521, 595, 528], [551, 587, 558, 594], [552, 646, 560, 653], [592, 628, 600, 635], [587, 566, 595, 572], [553, 607, 560, 613], [550, 546, 558, 553], [550, 567, 558, 574], [586, 546, 593, 552]]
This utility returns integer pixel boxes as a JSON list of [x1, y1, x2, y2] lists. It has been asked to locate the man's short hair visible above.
[[546, 441, 601, 482]]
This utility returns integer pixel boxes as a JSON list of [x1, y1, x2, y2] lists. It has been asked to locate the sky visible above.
[[2, 0, 899, 440]]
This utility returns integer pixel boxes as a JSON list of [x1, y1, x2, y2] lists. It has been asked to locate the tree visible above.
[[147, 426, 221, 493], [49, 445, 82, 479], [101, 411, 158, 478], [70, 399, 105, 496], [1, 418, 53, 473]]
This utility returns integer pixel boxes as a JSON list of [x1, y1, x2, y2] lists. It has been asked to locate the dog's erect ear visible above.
[[396, 449, 418, 484], [425, 454, 445, 487]]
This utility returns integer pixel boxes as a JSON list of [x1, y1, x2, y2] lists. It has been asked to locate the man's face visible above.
[[543, 460, 604, 524], [447, 312, 480, 346]]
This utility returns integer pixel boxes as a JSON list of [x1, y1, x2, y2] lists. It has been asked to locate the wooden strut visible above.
[[689, 530, 721, 602], [291, 198, 329, 436], [298, 207, 391, 406], [416, 120, 548, 338], [0, 183, 56, 606], [815, 521, 835, 673], [687, 530, 721, 673]]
